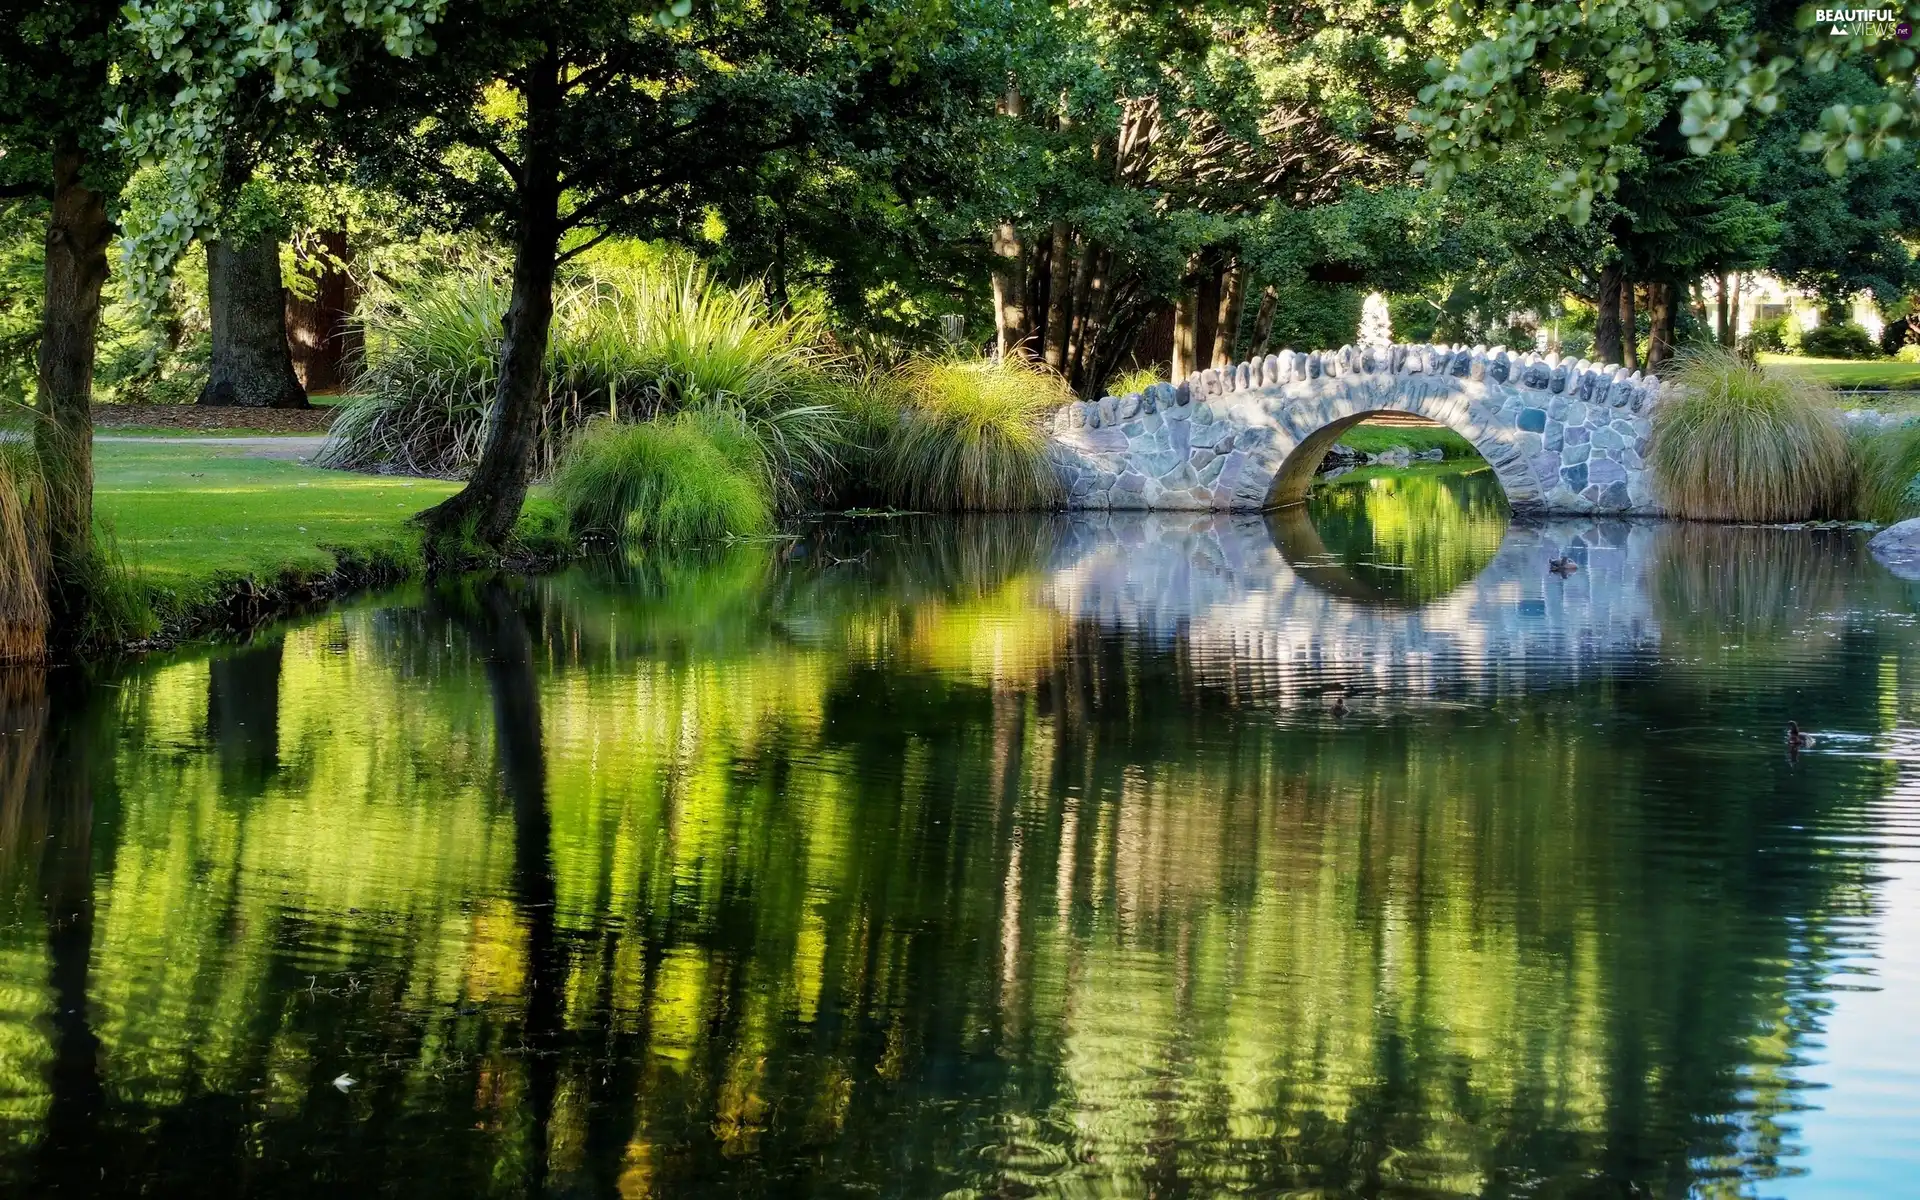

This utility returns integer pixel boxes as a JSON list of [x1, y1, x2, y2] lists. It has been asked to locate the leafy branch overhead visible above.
[[1403, 0, 1918, 222], [110, 0, 448, 319]]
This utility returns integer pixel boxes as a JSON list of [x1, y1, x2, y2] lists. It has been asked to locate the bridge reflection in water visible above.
[[1041, 465, 1667, 704]]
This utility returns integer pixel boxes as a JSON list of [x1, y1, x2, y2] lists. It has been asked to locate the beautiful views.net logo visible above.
[[1812, 8, 1913, 37]]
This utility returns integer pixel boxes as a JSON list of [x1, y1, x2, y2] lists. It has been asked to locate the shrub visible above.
[[1743, 314, 1794, 355], [1895, 344, 1920, 364], [0, 441, 46, 664], [1800, 321, 1881, 360], [1106, 366, 1163, 397], [322, 259, 849, 501], [1850, 424, 1920, 523], [1556, 328, 1595, 360], [552, 411, 773, 545], [877, 357, 1067, 511], [1649, 348, 1852, 522]]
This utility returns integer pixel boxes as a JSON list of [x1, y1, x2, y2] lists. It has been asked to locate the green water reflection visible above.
[[1, 512, 1917, 1197], [1285, 462, 1510, 604]]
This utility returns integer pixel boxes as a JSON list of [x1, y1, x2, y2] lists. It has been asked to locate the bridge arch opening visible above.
[[1269, 447, 1511, 606], [1262, 408, 1525, 512]]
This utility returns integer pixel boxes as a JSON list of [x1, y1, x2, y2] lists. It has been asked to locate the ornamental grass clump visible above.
[[1649, 348, 1851, 522], [323, 259, 849, 500], [319, 270, 518, 477], [878, 357, 1068, 511], [0, 442, 47, 664], [1851, 424, 1920, 524], [552, 411, 773, 546]]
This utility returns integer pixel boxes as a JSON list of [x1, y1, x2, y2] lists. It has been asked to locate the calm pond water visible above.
[[4, 467, 1920, 1198]]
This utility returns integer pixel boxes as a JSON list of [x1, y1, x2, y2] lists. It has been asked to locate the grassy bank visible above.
[[97, 442, 458, 610], [90, 441, 563, 644]]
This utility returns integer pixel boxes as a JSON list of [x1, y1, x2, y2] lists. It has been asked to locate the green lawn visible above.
[[1336, 422, 1478, 459], [1758, 355, 1920, 390], [94, 441, 459, 613]]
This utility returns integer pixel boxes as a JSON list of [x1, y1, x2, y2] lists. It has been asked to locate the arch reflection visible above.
[[1271, 463, 1510, 606]]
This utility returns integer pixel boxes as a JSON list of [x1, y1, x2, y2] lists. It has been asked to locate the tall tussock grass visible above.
[[322, 259, 847, 499], [1850, 424, 1920, 524], [1649, 349, 1851, 522], [875, 357, 1067, 511], [0, 443, 47, 665], [553, 411, 773, 545]]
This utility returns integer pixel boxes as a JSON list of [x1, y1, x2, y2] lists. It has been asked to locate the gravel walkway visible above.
[[94, 435, 331, 460]]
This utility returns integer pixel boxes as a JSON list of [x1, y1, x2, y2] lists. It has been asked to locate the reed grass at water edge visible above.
[[1649, 349, 1852, 523], [0, 442, 46, 664]]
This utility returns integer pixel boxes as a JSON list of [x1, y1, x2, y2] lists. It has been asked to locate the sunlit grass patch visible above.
[[94, 442, 459, 616], [1758, 355, 1920, 392], [1334, 422, 1478, 460]]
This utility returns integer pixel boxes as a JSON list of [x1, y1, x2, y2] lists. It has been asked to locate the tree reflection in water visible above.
[[0, 510, 1913, 1197], [1266, 462, 1509, 605]]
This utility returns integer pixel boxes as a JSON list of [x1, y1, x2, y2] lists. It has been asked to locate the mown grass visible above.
[[91, 441, 472, 630], [1650, 349, 1853, 522], [1335, 423, 1478, 459], [1758, 355, 1920, 391], [875, 357, 1066, 511], [553, 411, 772, 545]]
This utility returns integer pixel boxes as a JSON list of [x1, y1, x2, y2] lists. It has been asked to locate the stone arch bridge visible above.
[[1048, 343, 1666, 514]]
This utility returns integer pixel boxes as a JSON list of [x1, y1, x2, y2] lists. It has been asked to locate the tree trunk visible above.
[[35, 148, 111, 643], [1071, 247, 1114, 394], [419, 60, 566, 550], [286, 229, 361, 392], [1717, 273, 1735, 347], [1250, 284, 1279, 356], [1064, 239, 1098, 387], [1212, 263, 1245, 367], [990, 86, 1028, 360], [1594, 265, 1623, 366], [1042, 222, 1074, 372], [1023, 238, 1049, 356], [991, 222, 1027, 359], [1172, 272, 1200, 381], [199, 233, 308, 409], [1193, 262, 1224, 373], [1645, 282, 1675, 371], [1620, 282, 1638, 371]]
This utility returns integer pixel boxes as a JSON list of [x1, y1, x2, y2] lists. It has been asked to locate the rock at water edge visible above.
[[1870, 518, 1920, 581]]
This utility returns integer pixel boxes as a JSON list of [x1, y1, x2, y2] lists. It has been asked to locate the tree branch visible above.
[[459, 131, 524, 187], [555, 226, 619, 265]]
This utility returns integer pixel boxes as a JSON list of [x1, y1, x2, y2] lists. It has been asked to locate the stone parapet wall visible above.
[[1047, 343, 1667, 514]]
